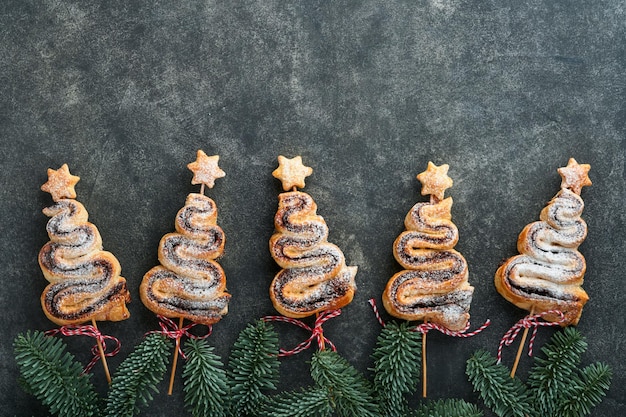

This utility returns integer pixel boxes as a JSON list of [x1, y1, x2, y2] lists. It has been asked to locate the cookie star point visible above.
[[187, 150, 225, 189], [41, 163, 80, 201], [272, 155, 313, 191], [416, 161, 453, 201], [558, 158, 591, 195]]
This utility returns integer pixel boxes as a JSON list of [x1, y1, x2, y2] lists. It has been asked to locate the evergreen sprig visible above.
[[13, 331, 100, 417], [412, 399, 483, 417], [310, 349, 380, 417], [558, 362, 612, 417], [531, 327, 612, 417], [104, 334, 171, 417], [182, 338, 229, 417], [227, 319, 280, 416], [527, 326, 587, 415], [261, 387, 333, 417], [466, 350, 534, 417], [370, 321, 422, 416], [466, 327, 612, 417]]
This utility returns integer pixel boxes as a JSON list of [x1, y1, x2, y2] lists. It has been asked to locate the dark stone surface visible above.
[[1, 0, 624, 415]]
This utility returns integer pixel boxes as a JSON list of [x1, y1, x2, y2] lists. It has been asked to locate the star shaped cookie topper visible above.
[[187, 150, 225, 191], [41, 163, 80, 202], [416, 161, 453, 202], [558, 158, 592, 195], [272, 155, 313, 191]]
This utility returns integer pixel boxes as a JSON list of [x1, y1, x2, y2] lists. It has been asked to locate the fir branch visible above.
[[466, 350, 535, 417], [556, 362, 612, 417], [104, 334, 171, 417], [182, 338, 229, 417], [371, 321, 422, 416], [262, 387, 333, 417], [13, 331, 100, 417], [527, 326, 587, 415], [310, 350, 380, 417], [228, 320, 280, 417], [412, 399, 483, 417]]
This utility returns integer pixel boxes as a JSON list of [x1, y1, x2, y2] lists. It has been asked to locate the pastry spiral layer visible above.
[[383, 197, 474, 331], [269, 191, 357, 318], [495, 188, 589, 325], [38, 199, 131, 326], [140, 193, 230, 325]]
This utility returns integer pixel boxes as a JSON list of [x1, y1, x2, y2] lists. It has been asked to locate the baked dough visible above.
[[140, 193, 230, 325], [495, 159, 591, 326], [382, 162, 474, 331], [140, 151, 230, 325], [39, 165, 130, 325], [269, 191, 357, 318], [269, 156, 357, 318]]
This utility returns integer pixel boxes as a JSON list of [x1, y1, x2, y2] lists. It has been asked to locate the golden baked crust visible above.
[[272, 155, 313, 191], [39, 199, 131, 325], [494, 159, 591, 326], [140, 151, 230, 326], [382, 163, 474, 331], [140, 193, 231, 325], [269, 191, 357, 318], [39, 164, 130, 326]]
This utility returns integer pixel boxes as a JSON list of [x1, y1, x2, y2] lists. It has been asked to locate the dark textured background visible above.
[[1, 0, 624, 415]]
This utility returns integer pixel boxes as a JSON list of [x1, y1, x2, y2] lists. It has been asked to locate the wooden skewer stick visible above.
[[422, 319, 428, 398], [167, 317, 185, 395], [200, 183, 205, 195], [91, 318, 112, 384], [510, 307, 535, 378]]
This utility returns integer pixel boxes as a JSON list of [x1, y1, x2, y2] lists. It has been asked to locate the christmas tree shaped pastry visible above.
[[495, 158, 591, 326], [140, 150, 231, 325], [39, 164, 131, 326], [269, 155, 357, 318], [382, 162, 474, 331]]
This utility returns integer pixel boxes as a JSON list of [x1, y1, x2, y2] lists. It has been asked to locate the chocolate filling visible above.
[[44, 280, 128, 321], [395, 251, 466, 278], [394, 289, 472, 312], [144, 269, 230, 319], [509, 281, 578, 302], [161, 235, 224, 279], [271, 268, 350, 313]]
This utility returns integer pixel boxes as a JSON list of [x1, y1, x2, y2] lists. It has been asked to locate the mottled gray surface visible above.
[[1, 0, 624, 415]]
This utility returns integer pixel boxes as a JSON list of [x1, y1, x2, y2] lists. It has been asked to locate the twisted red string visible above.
[[368, 298, 386, 326], [412, 319, 491, 337], [262, 309, 341, 356], [368, 298, 490, 337], [45, 324, 121, 374], [145, 315, 212, 359], [497, 309, 566, 364]]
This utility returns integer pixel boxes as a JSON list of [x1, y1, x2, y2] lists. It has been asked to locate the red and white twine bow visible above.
[[262, 309, 342, 356], [45, 324, 121, 374], [497, 309, 565, 364], [368, 298, 491, 338], [146, 315, 212, 359]]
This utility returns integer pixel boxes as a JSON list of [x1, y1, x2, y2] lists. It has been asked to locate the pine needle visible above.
[[262, 387, 333, 417], [13, 331, 100, 417], [556, 362, 612, 417], [182, 338, 228, 417], [371, 321, 422, 416], [103, 334, 171, 417], [311, 350, 380, 417], [227, 320, 280, 417], [412, 398, 483, 417], [466, 350, 534, 417], [527, 326, 587, 415]]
